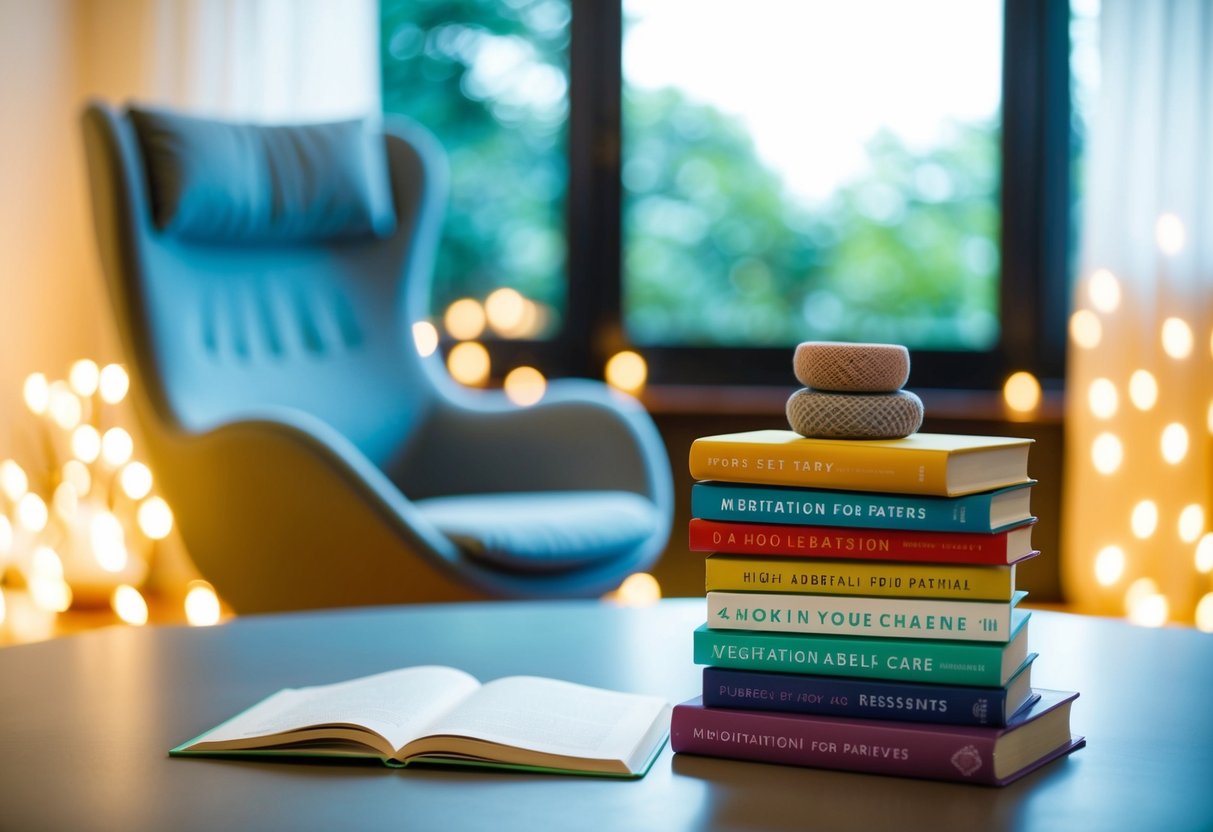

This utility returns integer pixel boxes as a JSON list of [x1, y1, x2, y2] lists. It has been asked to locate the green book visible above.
[[171, 665, 671, 778], [693, 609, 1031, 687]]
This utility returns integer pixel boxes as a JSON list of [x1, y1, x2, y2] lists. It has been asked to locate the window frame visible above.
[[473, 0, 1071, 391]]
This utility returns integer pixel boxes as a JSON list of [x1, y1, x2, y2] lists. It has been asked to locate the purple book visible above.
[[671, 688, 1084, 786]]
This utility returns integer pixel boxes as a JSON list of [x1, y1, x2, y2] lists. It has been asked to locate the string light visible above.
[[111, 585, 149, 626], [22, 373, 49, 414], [1087, 268, 1121, 313], [1161, 317, 1194, 359], [412, 321, 439, 357], [1087, 377, 1118, 419], [0, 460, 28, 501], [137, 497, 174, 540], [1093, 545, 1125, 586], [607, 572, 662, 606], [503, 366, 547, 406], [1129, 370, 1158, 411], [444, 298, 487, 340], [1130, 501, 1158, 539], [1178, 505, 1205, 544], [68, 359, 100, 396], [98, 364, 129, 404], [447, 342, 491, 386], [184, 580, 221, 626], [1069, 309, 1102, 349], [605, 351, 648, 394], [1160, 422, 1189, 465], [1003, 371, 1041, 413], [1091, 433, 1123, 475]]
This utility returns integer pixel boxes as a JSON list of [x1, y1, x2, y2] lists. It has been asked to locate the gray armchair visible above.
[[80, 101, 673, 613]]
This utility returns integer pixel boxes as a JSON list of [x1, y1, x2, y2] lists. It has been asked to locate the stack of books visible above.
[[670, 429, 1085, 786]]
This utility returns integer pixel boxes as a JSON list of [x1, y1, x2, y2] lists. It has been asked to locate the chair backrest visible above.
[[80, 102, 449, 465]]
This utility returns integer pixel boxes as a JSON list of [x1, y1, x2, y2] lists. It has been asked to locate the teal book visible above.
[[693, 609, 1031, 687], [171, 665, 671, 778], [691, 481, 1036, 533]]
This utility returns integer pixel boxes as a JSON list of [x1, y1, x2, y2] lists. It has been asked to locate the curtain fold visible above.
[[1063, 0, 1213, 628]]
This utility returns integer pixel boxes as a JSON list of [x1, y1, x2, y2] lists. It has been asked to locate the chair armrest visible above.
[[392, 379, 674, 513]]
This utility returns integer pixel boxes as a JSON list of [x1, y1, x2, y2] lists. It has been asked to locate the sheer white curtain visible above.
[[1063, 0, 1213, 628], [145, 0, 379, 120]]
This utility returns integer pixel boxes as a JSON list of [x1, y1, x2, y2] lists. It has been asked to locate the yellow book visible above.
[[688, 430, 1034, 496], [705, 554, 1020, 601]]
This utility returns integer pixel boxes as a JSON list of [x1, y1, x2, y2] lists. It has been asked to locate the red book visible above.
[[688, 518, 1038, 565], [671, 688, 1083, 786]]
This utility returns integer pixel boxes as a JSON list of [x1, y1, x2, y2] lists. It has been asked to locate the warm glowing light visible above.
[[29, 577, 72, 613], [444, 298, 487, 340], [1087, 378, 1118, 420], [1087, 268, 1121, 313], [0, 515, 12, 556], [1129, 370, 1158, 411], [446, 341, 491, 387], [53, 482, 78, 519], [1125, 577, 1169, 627], [1003, 371, 1041, 413], [48, 383, 82, 430], [0, 589, 5, 627], [31, 545, 63, 580], [119, 462, 154, 500], [412, 321, 440, 357], [17, 493, 48, 532], [485, 288, 527, 336], [1197, 593, 1213, 633], [1161, 317, 1194, 359], [1091, 432, 1123, 475], [1094, 545, 1125, 586], [1130, 501, 1158, 539], [100, 427, 134, 467], [185, 580, 222, 626], [1178, 504, 1205, 543], [112, 584, 149, 626], [503, 366, 547, 406], [90, 510, 128, 572], [1128, 593, 1169, 627], [1197, 534, 1213, 573], [1069, 309, 1102, 349], [63, 459, 91, 497], [23, 373, 50, 414], [98, 364, 130, 404], [0, 459, 29, 501], [1155, 212, 1186, 255], [69, 359, 100, 396], [1161, 422, 1189, 464], [137, 496, 174, 540], [71, 424, 102, 463], [28, 547, 67, 617], [605, 351, 648, 393], [611, 572, 662, 606]]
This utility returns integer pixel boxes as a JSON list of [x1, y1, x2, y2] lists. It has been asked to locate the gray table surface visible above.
[[0, 598, 1210, 832]]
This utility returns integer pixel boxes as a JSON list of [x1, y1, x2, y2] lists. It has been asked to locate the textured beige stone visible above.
[[786, 387, 924, 439], [793, 341, 910, 392]]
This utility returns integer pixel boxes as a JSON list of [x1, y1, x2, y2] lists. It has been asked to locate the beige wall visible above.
[[0, 0, 157, 454]]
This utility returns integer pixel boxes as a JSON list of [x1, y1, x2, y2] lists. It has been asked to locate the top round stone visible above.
[[793, 341, 911, 393]]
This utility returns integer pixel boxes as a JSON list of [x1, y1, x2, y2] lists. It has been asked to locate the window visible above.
[[380, 0, 1071, 390]]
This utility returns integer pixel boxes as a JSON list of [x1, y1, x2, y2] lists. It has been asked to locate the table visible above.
[[0, 599, 1210, 832]]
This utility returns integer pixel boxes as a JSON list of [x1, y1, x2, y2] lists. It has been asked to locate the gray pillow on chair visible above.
[[128, 106, 396, 244]]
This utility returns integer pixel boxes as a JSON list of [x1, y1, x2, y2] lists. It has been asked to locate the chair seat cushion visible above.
[[414, 491, 662, 573]]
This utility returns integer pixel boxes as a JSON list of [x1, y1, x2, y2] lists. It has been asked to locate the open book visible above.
[[171, 665, 672, 778]]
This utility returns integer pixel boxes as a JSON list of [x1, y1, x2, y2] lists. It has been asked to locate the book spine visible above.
[[693, 624, 1022, 686], [701, 667, 1015, 727], [689, 518, 1024, 565], [707, 591, 1018, 642], [688, 438, 949, 494], [691, 482, 1003, 532], [670, 700, 1002, 784], [704, 555, 1015, 601]]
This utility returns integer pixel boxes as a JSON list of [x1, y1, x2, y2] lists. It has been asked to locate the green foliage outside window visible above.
[[380, 0, 1000, 352]]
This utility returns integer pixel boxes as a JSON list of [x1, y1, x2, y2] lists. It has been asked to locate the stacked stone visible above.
[[786, 341, 924, 440]]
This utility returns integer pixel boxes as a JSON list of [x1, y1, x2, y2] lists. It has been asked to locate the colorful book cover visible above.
[[701, 661, 1039, 727], [670, 688, 1084, 786], [691, 481, 1036, 533], [689, 518, 1039, 565], [693, 612, 1031, 686], [688, 430, 1034, 496], [704, 554, 1021, 601], [706, 591, 1027, 642]]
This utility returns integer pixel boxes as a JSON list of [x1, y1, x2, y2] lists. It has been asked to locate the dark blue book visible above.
[[702, 660, 1037, 727]]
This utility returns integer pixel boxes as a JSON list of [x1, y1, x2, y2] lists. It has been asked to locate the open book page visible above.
[[406, 676, 672, 773], [185, 666, 481, 756]]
